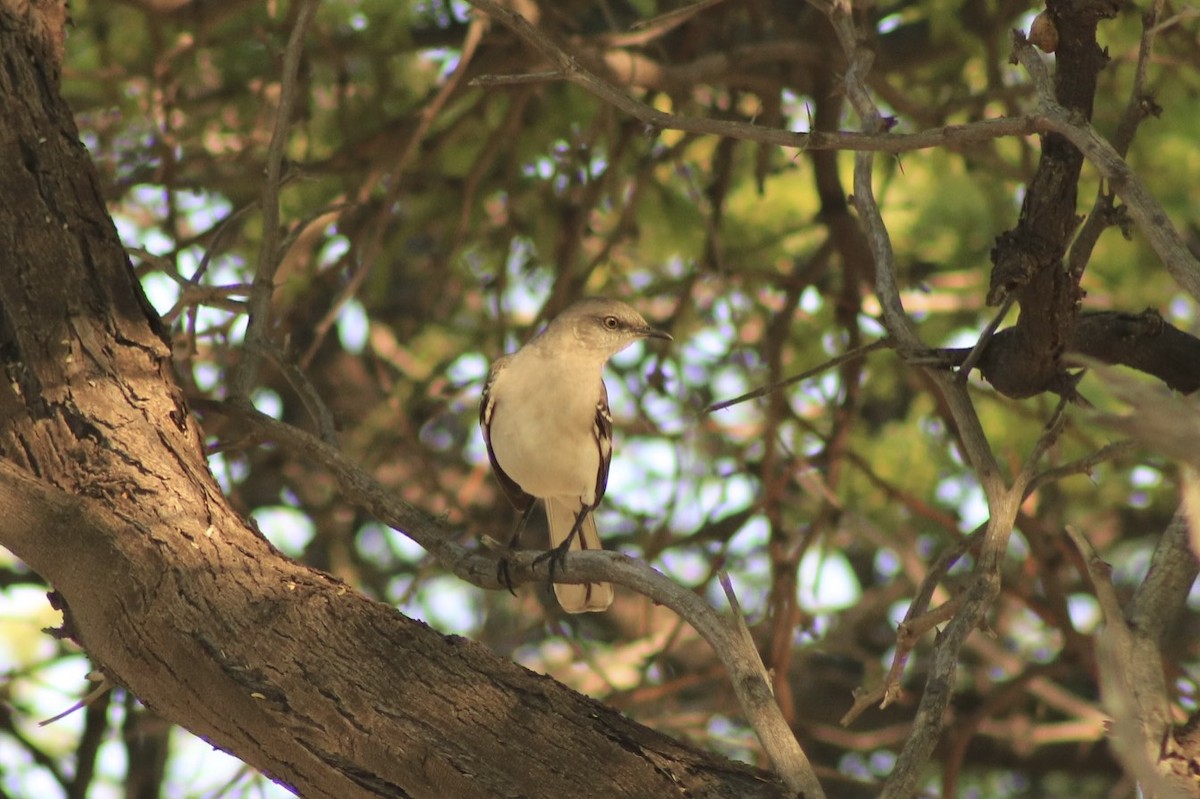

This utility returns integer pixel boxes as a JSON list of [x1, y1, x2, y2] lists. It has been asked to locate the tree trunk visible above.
[[0, 5, 786, 797]]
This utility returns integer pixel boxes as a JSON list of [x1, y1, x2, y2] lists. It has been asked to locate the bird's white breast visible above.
[[487, 347, 604, 503]]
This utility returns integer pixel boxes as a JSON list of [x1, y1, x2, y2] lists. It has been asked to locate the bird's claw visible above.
[[495, 556, 519, 597], [531, 537, 574, 588]]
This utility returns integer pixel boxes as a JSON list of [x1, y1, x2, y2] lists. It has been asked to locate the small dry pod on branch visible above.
[[1029, 10, 1058, 53]]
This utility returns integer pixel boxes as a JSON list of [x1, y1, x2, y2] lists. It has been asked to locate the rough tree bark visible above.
[[0, 5, 788, 798]]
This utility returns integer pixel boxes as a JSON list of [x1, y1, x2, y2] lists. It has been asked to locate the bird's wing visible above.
[[480, 356, 534, 512], [592, 379, 614, 506]]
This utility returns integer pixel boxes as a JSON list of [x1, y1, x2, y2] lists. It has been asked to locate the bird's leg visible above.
[[532, 505, 588, 587], [496, 504, 535, 596]]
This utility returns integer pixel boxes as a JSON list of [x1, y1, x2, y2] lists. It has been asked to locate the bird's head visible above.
[[551, 298, 672, 359]]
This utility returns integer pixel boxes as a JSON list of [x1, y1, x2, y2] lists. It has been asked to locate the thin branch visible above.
[[471, 70, 562, 86], [1148, 6, 1200, 35], [845, 415, 1128, 728], [1066, 0, 1164, 277], [259, 340, 339, 446], [1014, 395, 1071, 491], [1025, 439, 1134, 496], [187, 200, 260, 290], [719, 570, 771, 695], [465, 0, 1038, 155], [704, 337, 890, 413], [37, 675, 114, 727], [622, 0, 731, 41], [840, 524, 985, 726], [228, 0, 319, 402], [956, 294, 1015, 383]]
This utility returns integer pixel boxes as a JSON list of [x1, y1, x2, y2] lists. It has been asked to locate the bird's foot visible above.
[[494, 506, 534, 597], [495, 555, 520, 597], [531, 535, 576, 588]]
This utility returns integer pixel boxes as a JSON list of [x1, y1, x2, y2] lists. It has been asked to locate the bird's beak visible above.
[[642, 327, 673, 342]]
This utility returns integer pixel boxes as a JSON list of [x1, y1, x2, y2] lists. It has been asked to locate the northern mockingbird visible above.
[[480, 298, 672, 613]]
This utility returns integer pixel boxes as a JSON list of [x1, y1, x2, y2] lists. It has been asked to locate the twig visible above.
[[471, 70, 564, 86], [625, 0, 730, 39], [1014, 395, 1071, 490], [227, 0, 319, 402], [37, 674, 114, 727], [1148, 6, 1200, 35], [188, 201, 260, 290], [956, 294, 1015, 383], [1066, 0, 1165, 277], [711, 570, 820, 795], [259, 339, 339, 446], [705, 338, 890, 413], [719, 570, 772, 696], [1025, 440, 1134, 496], [840, 524, 984, 725], [845, 408, 1122, 729]]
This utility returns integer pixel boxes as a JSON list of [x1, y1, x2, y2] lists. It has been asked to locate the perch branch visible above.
[[200, 401, 825, 799]]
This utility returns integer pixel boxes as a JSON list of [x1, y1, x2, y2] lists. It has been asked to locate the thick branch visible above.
[[0, 460, 786, 799], [1012, 34, 1200, 304]]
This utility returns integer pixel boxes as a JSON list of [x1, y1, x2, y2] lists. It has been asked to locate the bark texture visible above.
[[0, 5, 786, 797]]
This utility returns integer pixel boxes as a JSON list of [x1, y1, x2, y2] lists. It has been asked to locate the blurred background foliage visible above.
[[2, 0, 1199, 796]]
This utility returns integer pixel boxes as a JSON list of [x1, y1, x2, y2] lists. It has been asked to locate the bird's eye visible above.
[[603, 316, 620, 330]]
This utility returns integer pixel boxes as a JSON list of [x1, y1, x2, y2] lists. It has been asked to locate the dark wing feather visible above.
[[591, 379, 614, 506], [480, 357, 534, 512]]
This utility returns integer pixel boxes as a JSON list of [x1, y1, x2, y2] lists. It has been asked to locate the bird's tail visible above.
[[544, 498, 614, 613]]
